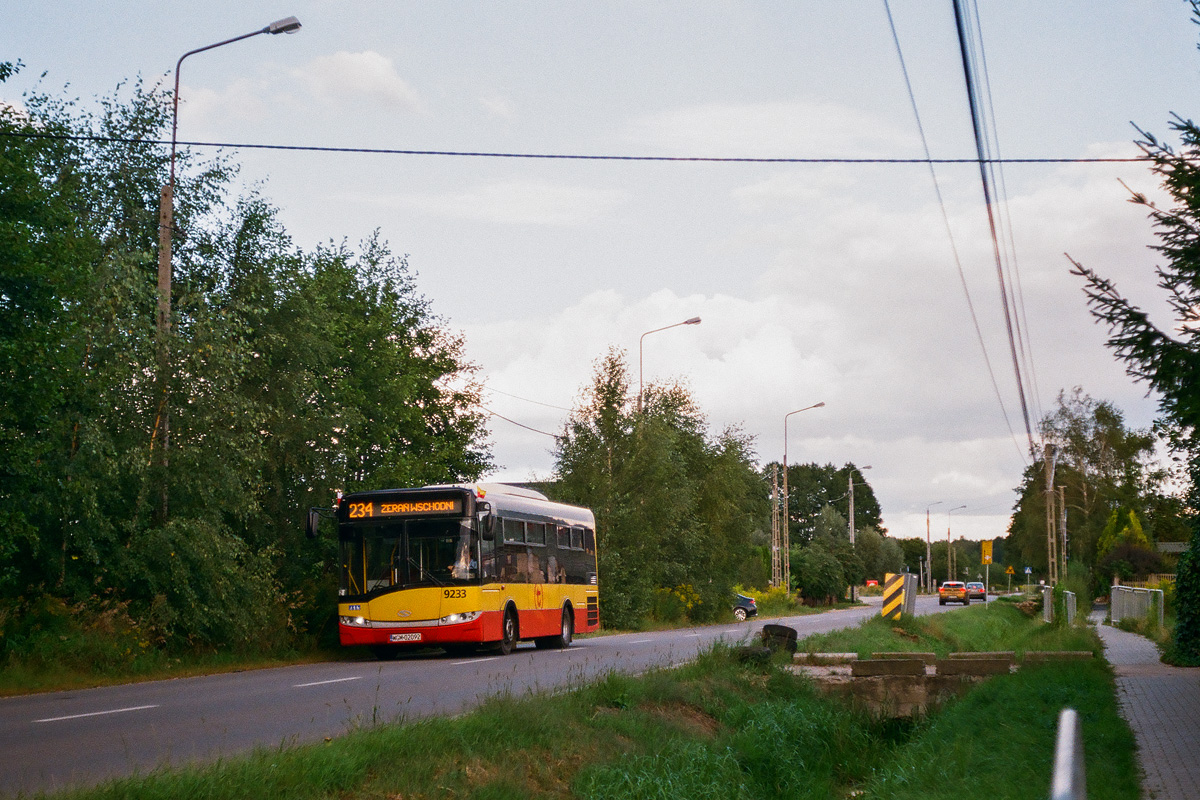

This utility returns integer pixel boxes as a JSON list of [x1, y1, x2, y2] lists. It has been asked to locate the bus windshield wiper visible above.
[[407, 557, 446, 587]]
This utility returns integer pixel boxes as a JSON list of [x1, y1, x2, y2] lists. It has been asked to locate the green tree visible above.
[[1069, 5, 1200, 660], [0, 67, 493, 653], [1006, 389, 1166, 576], [553, 349, 767, 628]]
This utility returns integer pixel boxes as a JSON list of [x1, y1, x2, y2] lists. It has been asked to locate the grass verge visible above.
[[45, 605, 1138, 800]]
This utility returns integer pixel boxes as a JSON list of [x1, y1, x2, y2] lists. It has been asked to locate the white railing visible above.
[[1110, 585, 1165, 629], [1050, 708, 1087, 800]]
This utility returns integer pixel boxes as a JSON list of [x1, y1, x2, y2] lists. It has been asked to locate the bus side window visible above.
[[503, 518, 524, 544], [571, 526, 583, 550], [583, 528, 596, 555], [557, 525, 570, 548], [480, 534, 496, 580]]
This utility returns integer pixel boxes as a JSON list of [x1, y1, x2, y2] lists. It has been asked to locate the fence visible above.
[[1111, 585, 1165, 629], [1050, 708, 1086, 800], [1063, 590, 1076, 625], [1042, 585, 1054, 623]]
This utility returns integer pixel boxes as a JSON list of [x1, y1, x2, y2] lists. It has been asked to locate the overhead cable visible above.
[[0, 130, 1150, 165], [951, 0, 1038, 457], [881, 0, 1025, 463]]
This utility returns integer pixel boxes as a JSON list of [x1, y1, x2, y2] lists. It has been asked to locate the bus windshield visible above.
[[340, 518, 478, 597]]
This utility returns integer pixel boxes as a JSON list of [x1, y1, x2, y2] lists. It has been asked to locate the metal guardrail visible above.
[[1064, 590, 1076, 625], [1050, 708, 1087, 800], [1111, 585, 1165, 628]]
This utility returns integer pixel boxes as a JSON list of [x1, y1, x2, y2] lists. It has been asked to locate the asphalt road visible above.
[[0, 593, 959, 796]]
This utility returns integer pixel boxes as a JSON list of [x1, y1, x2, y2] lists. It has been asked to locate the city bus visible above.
[[308, 483, 599, 659]]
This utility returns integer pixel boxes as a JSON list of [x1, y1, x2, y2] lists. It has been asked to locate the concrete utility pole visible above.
[[925, 501, 942, 592], [1044, 443, 1058, 585], [947, 505, 966, 582], [770, 466, 781, 588], [1058, 484, 1068, 573], [154, 16, 302, 522]]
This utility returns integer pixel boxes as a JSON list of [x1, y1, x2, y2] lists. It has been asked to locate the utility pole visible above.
[[1058, 484, 1068, 573], [1044, 443, 1058, 585], [925, 501, 941, 592], [770, 466, 781, 588]]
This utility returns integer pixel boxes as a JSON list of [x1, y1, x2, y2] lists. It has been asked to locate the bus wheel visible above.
[[499, 608, 519, 655], [536, 609, 573, 650]]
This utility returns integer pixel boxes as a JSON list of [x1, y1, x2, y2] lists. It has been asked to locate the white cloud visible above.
[[479, 94, 515, 119], [294, 51, 423, 112], [177, 78, 269, 128], [352, 180, 630, 226], [625, 100, 914, 157]]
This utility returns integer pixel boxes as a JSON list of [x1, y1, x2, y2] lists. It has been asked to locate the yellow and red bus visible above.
[[309, 484, 599, 659]]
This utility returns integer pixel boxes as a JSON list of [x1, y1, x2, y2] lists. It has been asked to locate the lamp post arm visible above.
[[170, 27, 273, 186]]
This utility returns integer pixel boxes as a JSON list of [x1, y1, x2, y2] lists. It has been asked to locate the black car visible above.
[[733, 593, 758, 622]]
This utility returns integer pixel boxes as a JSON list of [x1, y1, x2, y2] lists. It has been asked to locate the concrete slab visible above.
[[852, 658, 926, 677]]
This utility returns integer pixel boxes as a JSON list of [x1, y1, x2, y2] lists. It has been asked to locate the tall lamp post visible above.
[[154, 16, 302, 520], [637, 316, 700, 412], [781, 402, 825, 591], [848, 464, 872, 601], [925, 501, 942, 592], [947, 504, 966, 582]]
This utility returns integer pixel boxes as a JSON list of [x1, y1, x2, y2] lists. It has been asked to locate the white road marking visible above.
[[629, 639, 653, 644], [453, 657, 500, 666], [34, 705, 159, 723], [293, 677, 363, 688]]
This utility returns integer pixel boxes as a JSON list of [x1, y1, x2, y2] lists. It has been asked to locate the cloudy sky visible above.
[[6, 1, 1199, 543]]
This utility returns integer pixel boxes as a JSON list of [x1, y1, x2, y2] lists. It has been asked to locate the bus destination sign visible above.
[[346, 497, 462, 520]]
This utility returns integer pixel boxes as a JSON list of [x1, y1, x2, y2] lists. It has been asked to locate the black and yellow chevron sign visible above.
[[881, 572, 905, 620]]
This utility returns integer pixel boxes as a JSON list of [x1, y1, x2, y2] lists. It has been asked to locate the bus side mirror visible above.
[[305, 508, 322, 540], [476, 501, 494, 540]]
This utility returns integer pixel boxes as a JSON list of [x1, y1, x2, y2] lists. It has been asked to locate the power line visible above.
[[952, 0, 1037, 457], [485, 387, 573, 412], [881, 0, 1026, 464], [482, 406, 560, 438], [0, 130, 1151, 165]]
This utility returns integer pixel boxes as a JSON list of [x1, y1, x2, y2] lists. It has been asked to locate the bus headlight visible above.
[[438, 611, 482, 625], [339, 615, 368, 627]]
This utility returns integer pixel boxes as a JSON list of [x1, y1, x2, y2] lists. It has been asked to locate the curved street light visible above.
[[154, 17, 302, 521], [780, 401, 825, 590], [847, 464, 872, 602], [637, 316, 700, 412]]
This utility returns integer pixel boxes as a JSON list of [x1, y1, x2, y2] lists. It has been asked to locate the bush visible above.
[[1170, 535, 1200, 666]]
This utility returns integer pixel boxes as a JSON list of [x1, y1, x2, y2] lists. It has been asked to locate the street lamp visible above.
[[925, 501, 942, 592], [781, 402, 825, 591], [947, 504, 966, 582], [154, 16, 302, 520], [637, 316, 700, 412], [848, 464, 872, 602]]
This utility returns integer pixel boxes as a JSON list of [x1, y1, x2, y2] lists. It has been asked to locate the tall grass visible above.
[[796, 601, 1100, 657], [46, 608, 1137, 800]]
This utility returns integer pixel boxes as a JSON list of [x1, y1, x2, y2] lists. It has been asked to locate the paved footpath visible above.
[[1090, 612, 1200, 800]]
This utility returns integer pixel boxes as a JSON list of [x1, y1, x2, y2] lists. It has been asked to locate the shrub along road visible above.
[[0, 594, 953, 796]]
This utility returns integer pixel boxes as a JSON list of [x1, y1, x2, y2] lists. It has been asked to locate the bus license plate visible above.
[[389, 632, 421, 642]]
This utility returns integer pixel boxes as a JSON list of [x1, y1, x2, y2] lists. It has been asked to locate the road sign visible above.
[[1024, 566, 1032, 574], [1005, 565, 1015, 575], [981, 541, 993, 564]]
